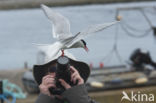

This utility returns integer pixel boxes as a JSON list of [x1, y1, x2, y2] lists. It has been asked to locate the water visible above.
[[0, 1, 156, 69]]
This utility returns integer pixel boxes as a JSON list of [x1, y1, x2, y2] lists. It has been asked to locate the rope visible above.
[[122, 20, 151, 33], [0, 93, 16, 103], [101, 48, 114, 62], [140, 9, 153, 27], [120, 22, 152, 38], [101, 7, 154, 65], [113, 23, 124, 63], [100, 23, 123, 64], [143, 8, 156, 15], [116, 9, 152, 38]]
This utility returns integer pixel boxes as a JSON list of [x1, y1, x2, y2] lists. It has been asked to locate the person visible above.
[[33, 56, 97, 103], [130, 48, 156, 71]]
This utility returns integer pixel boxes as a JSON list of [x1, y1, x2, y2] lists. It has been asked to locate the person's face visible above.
[[48, 65, 57, 76]]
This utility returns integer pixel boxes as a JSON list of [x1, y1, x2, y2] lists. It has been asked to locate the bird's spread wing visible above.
[[41, 4, 73, 40], [34, 42, 62, 62], [65, 21, 120, 48], [34, 43, 76, 62]]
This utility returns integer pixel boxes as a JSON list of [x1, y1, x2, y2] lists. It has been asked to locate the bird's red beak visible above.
[[84, 46, 89, 52]]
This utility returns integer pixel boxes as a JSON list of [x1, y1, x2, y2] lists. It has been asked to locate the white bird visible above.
[[37, 4, 120, 61]]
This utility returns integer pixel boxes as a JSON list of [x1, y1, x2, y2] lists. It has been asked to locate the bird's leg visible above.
[[61, 49, 64, 56]]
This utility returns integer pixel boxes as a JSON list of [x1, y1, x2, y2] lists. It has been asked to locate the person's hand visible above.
[[39, 73, 56, 97], [59, 66, 84, 89], [70, 66, 84, 85]]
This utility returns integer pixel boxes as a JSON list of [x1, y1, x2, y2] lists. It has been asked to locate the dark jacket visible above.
[[35, 84, 97, 103]]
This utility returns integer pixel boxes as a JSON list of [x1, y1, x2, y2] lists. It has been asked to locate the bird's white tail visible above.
[[35, 42, 62, 62]]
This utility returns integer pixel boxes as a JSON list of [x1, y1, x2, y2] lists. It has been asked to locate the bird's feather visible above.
[[45, 50, 76, 62], [65, 21, 120, 48], [35, 42, 63, 62], [41, 4, 73, 40]]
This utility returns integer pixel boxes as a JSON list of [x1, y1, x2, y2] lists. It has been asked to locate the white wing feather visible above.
[[36, 42, 62, 61], [65, 21, 120, 48], [41, 4, 73, 40]]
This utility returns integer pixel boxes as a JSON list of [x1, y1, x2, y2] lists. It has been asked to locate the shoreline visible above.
[[0, 0, 155, 10]]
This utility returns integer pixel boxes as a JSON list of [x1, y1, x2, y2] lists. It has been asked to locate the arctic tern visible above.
[[37, 4, 120, 61]]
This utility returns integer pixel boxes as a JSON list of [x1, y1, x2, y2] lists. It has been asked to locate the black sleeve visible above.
[[61, 84, 98, 103], [35, 93, 57, 103]]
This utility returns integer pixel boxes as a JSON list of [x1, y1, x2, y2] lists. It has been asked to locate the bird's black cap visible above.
[[81, 39, 87, 46]]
